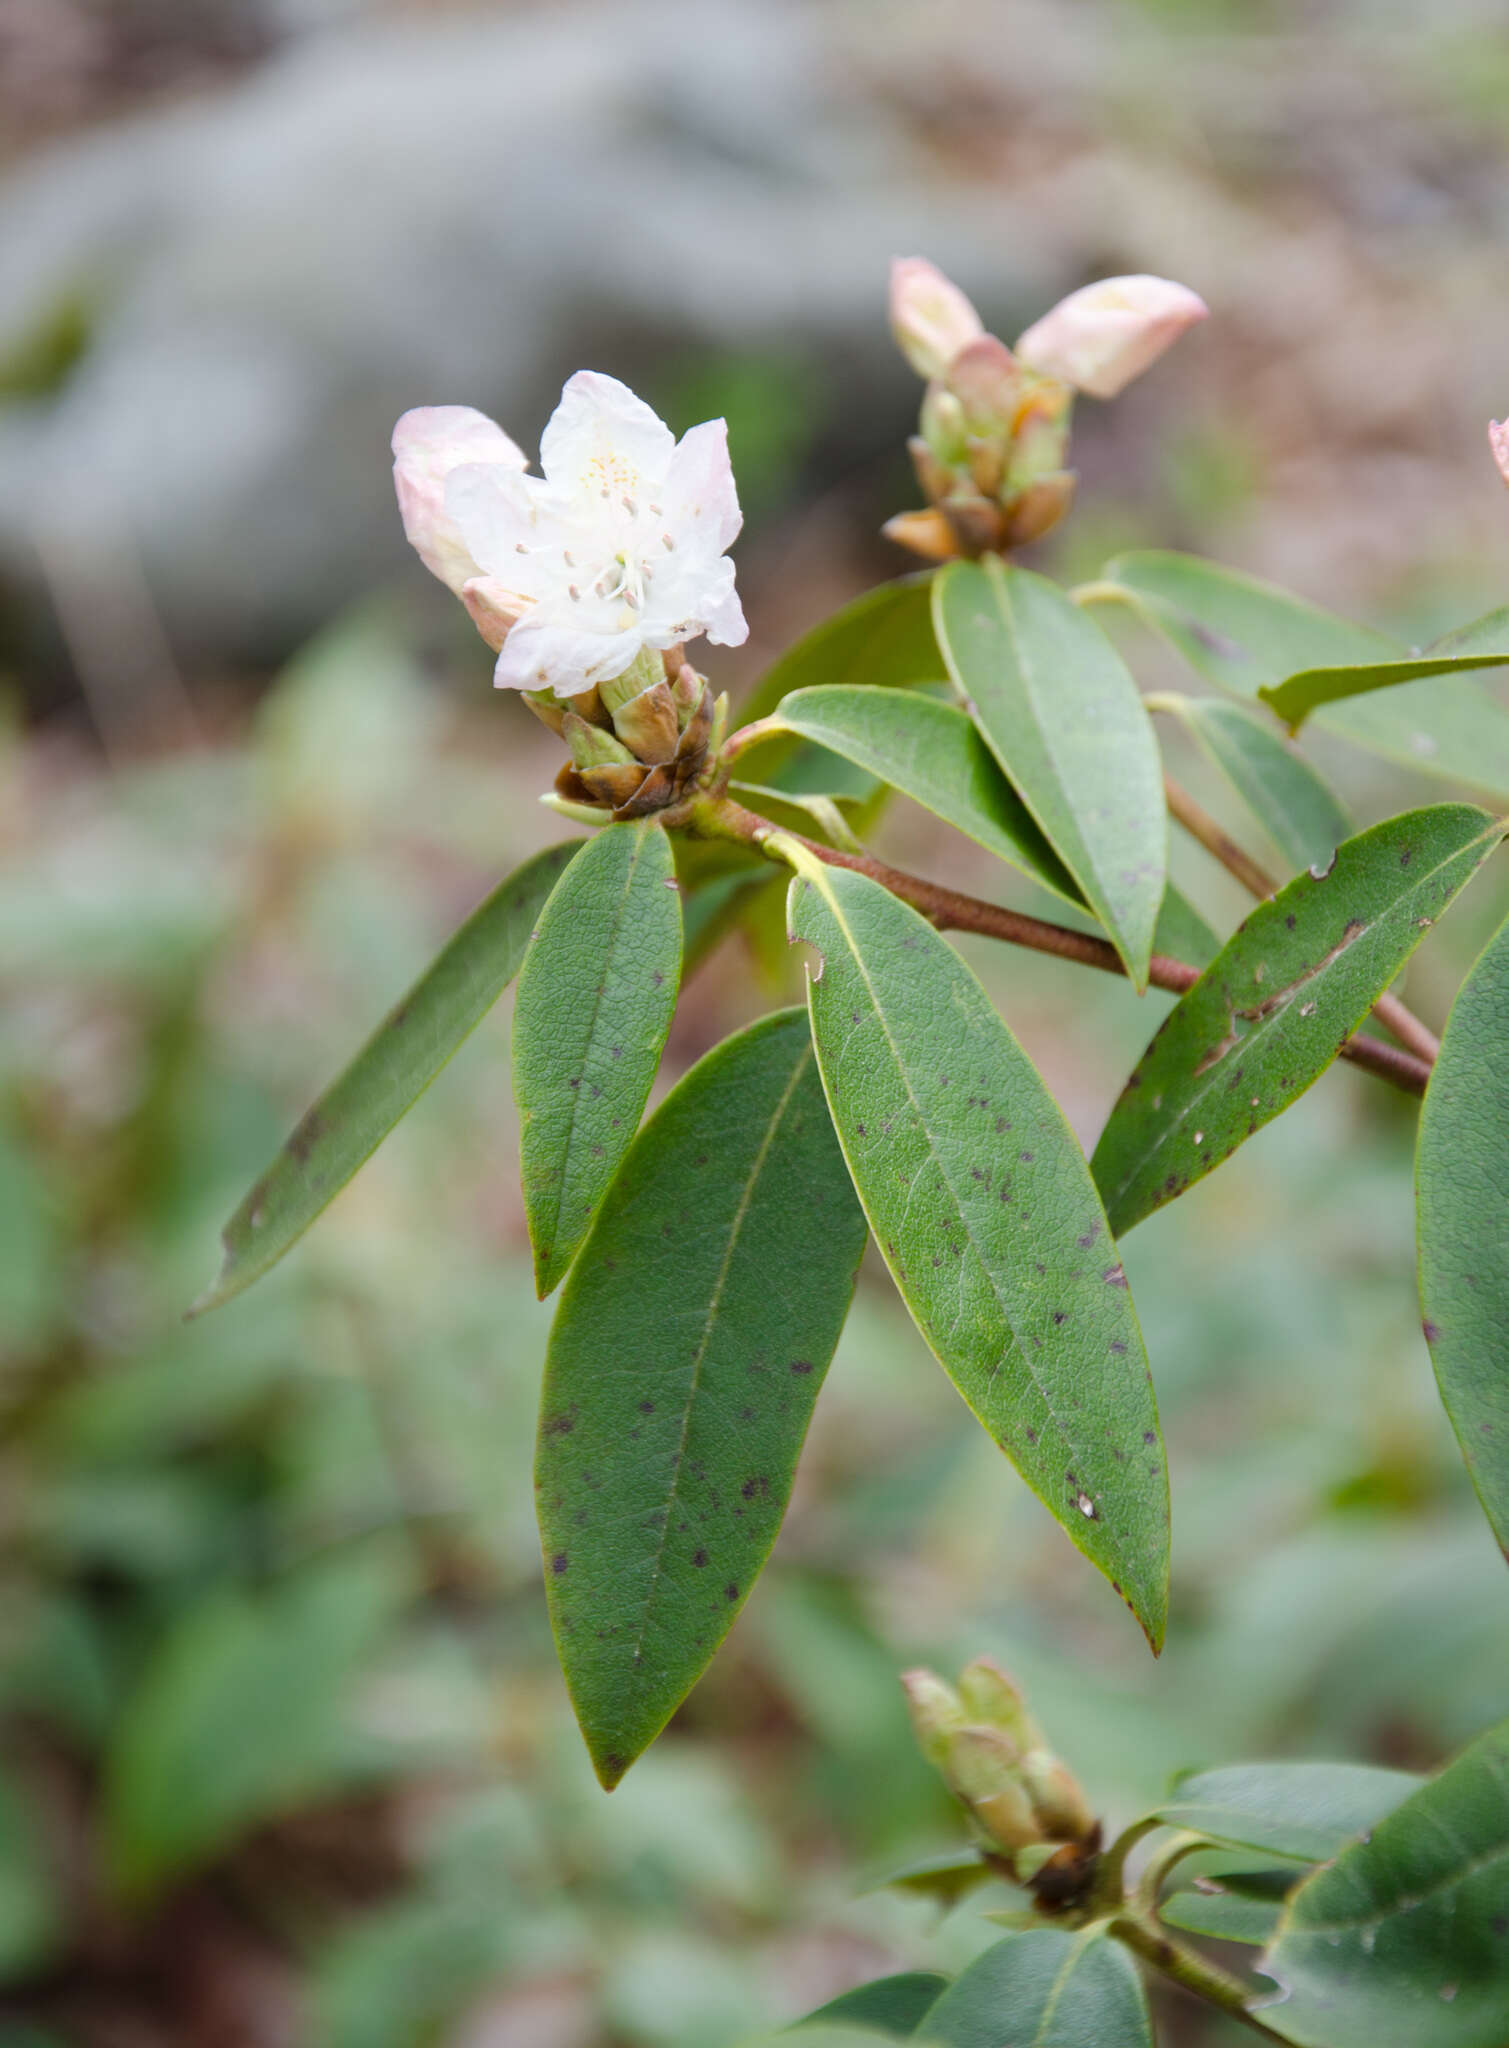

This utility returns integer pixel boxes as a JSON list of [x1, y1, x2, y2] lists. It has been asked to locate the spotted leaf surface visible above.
[[513, 819, 681, 1297], [196, 840, 578, 1313], [1093, 808, 1502, 1236], [1417, 908, 1509, 1553], [1257, 1719, 1509, 2048], [537, 1009, 865, 1787], [934, 558, 1167, 988], [788, 858, 1168, 1647]]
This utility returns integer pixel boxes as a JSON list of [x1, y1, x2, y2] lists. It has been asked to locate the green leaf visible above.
[[1152, 885, 1221, 970], [104, 1549, 411, 1896], [741, 574, 942, 726], [0, 1774, 62, 1978], [1417, 906, 1509, 1553], [934, 559, 1166, 988], [195, 839, 578, 1313], [1149, 1762, 1421, 1863], [1260, 605, 1509, 732], [788, 857, 1169, 1646], [1157, 695, 1351, 877], [514, 820, 682, 1296], [797, 1974, 951, 2037], [1096, 551, 1509, 800], [921, 1928, 1152, 2047], [1092, 807, 1502, 1236], [538, 1008, 866, 1787], [773, 686, 1079, 907], [1162, 1883, 1285, 1947], [1258, 1718, 1509, 2048]]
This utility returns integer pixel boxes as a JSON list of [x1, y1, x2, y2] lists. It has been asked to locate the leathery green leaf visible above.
[[740, 573, 941, 725], [537, 1009, 866, 1787], [773, 685, 1079, 907], [1149, 1762, 1421, 1864], [194, 839, 578, 1314], [1257, 1718, 1509, 2048], [1162, 1883, 1285, 1948], [921, 1928, 1152, 2047], [1418, 907, 1509, 1554], [514, 820, 681, 1297], [1260, 604, 1509, 732], [1156, 695, 1351, 878], [934, 559, 1166, 988], [788, 856, 1169, 1646], [796, 1973, 951, 2037], [1095, 551, 1509, 800], [1092, 807, 1502, 1237]]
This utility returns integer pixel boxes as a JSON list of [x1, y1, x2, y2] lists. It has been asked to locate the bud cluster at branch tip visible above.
[[902, 1657, 1099, 1903], [886, 260, 1206, 561], [392, 372, 745, 818]]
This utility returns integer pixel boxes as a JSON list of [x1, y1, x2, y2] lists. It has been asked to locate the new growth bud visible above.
[[901, 1657, 1096, 1884], [884, 259, 1205, 563]]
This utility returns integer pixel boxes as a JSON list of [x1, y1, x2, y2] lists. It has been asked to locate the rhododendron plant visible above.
[[201, 259, 1509, 2048]]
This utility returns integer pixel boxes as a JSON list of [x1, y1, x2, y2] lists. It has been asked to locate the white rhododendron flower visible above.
[[395, 372, 746, 698], [1014, 275, 1207, 400], [1490, 419, 1509, 488], [889, 257, 986, 381], [392, 406, 531, 651]]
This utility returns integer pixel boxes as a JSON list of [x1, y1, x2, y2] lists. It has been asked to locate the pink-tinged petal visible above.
[[1015, 275, 1208, 399], [445, 463, 545, 585], [890, 257, 985, 380], [492, 611, 644, 696], [460, 576, 529, 651], [392, 406, 526, 593], [539, 370, 677, 497], [1490, 420, 1509, 487], [664, 418, 742, 553]]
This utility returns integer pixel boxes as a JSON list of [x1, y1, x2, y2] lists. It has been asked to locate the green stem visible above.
[[1110, 1909, 1290, 2041]]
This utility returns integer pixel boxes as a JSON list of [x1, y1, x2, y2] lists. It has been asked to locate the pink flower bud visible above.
[[1490, 420, 1509, 488], [1015, 275, 1208, 400], [890, 257, 985, 381], [392, 406, 527, 595]]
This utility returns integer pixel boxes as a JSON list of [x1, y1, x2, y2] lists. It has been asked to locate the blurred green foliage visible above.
[[3, 605, 1508, 2044]]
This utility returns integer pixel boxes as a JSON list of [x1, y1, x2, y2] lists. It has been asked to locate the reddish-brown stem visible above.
[[1162, 772, 1442, 1066], [689, 797, 1430, 1098]]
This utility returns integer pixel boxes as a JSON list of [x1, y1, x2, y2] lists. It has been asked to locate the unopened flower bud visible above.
[[882, 507, 965, 562], [1000, 472, 1076, 547], [460, 575, 526, 652], [1491, 420, 1509, 488], [1020, 1749, 1096, 1845], [890, 258, 985, 381], [909, 434, 960, 505], [613, 679, 680, 764], [563, 712, 637, 773], [1015, 275, 1207, 400], [946, 335, 1021, 429], [940, 495, 1007, 556], [920, 384, 970, 465], [901, 1667, 967, 1767], [957, 1657, 1041, 1747]]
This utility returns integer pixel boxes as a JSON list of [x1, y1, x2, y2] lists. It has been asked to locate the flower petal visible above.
[[492, 610, 644, 696], [1490, 419, 1509, 488], [1015, 275, 1207, 399], [690, 554, 748, 647], [460, 576, 528, 651], [539, 370, 677, 498], [889, 256, 985, 381], [445, 463, 550, 586], [392, 406, 526, 593], [663, 418, 742, 555]]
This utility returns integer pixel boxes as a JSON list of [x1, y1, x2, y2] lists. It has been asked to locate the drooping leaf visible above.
[[920, 1928, 1152, 2047], [787, 857, 1169, 1646], [1162, 1883, 1286, 1947], [514, 819, 681, 1297], [1257, 1718, 1509, 2048], [1260, 605, 1509, 732], [1417, 907, 1509, 1552], [1092, 807, 1502, 1236], [104, 1548, 412, 1896], [934, 559, 1166, 987], [1148, 1762, 1421, 1863], [1157, 695, 1351, 877], [873, 1848, 995, 1909], [195, 839, 578, 1313], [537, 1008, 866, 1787], [1096, 550, 1509, 800], [773, 686, 1079, 907], [796, 1973, 951, 2038]]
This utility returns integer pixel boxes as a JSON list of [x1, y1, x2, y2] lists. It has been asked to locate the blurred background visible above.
[[5, 1, 1509, 2042]]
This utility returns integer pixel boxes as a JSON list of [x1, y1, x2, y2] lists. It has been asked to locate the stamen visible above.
[[563, 549, 575, 567], [649, 503, 663, 517], [661, 533, 675, 551], [568, 584, 581, 601], [621, 494, 638, 517], [623, 589, 640, 610]]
